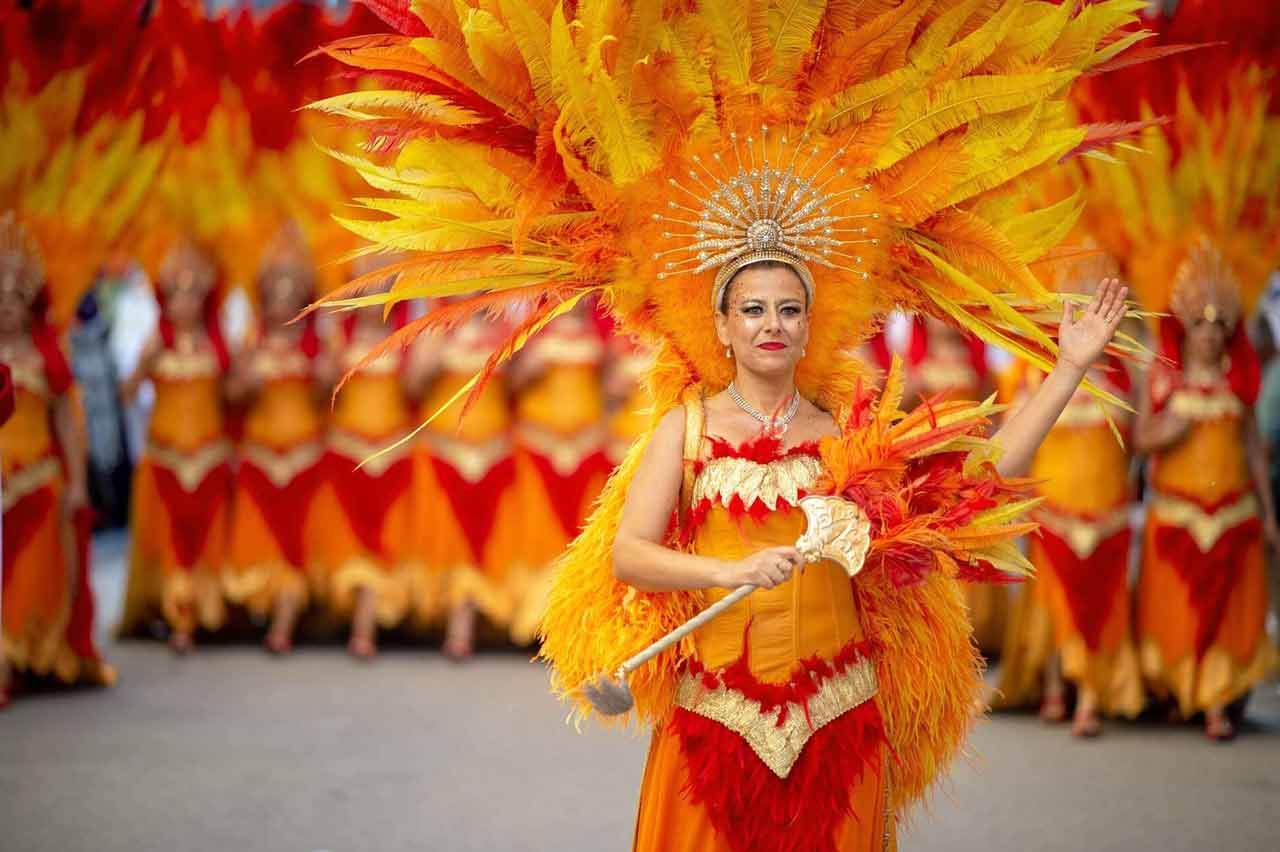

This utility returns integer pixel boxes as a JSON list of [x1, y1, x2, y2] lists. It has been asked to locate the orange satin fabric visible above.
[[1137, 412, 1277, 714], [2, 382, 112, 685], [121, 365, 229, 636], [633, 454, 893, 851], [411, 370, 524, 627], [313, 366, 415, 627], [226, 373, 325, 616]]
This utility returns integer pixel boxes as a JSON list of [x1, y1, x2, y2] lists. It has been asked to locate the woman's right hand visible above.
[[717, 546, 804, 590]]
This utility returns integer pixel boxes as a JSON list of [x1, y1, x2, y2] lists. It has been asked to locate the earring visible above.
[[801, 346, 807, 357], [725, 347, 732, 359]]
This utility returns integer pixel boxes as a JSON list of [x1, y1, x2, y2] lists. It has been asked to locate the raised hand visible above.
[[1057, 277, 1128, 374]]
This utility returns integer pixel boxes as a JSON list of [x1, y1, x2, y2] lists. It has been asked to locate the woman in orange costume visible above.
[[506, 303, 613, 645], [995, 260, 1144, 736], [1, 215, 114, 705], [312, 303, 415, 659], [1135, 242, 1279, 741], [900, 316, 1009, 656], [223, 224, 330, 654], [119, 239, 233, 653], [405, 310, 523, 658]]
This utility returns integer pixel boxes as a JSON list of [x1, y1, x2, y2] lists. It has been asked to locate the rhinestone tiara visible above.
[[649, 125, 879, 310]]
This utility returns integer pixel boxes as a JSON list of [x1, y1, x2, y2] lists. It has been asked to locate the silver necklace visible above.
[[727, 382, 801, 432]]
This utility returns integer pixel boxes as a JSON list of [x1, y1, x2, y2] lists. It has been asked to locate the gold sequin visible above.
[[1168, 388, 1244, 422], [147, 439, 232, 491], [241, 441, 324, 489], [2, 456, 60, 511], [1034, 504, 1130, 560], [674, 657, 879, 779], [691, 453, 822, 510], [1149, 491, 1258, 552]]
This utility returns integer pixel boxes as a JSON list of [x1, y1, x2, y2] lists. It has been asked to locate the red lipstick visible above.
[[757, 341, 787, 350]]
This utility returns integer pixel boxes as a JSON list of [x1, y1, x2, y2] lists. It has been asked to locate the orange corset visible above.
[[420, 370, 509, 444], [149, 348, 225, 452], [1032, 418, 1131, 515], [1151, 390, 1250, 504], [917, 355, 979, 401], [244, 376, 324, 450], [517, 363, 602, 434], [331, 369, 410, 442], [1, 366, 56, 472]]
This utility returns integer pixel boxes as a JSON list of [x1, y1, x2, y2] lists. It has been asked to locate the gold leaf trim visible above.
[[153, 349, 221, 381], [2, 456, 59, 511], [425, 432, 510, 483], [146, 439, 232, 492], [1149, 491, 1258, 553], [1168, 388, 1244, 422], [516, 422, 606, 476], [691, 453, 823, 511], [328, 428, 412, 475], [7, 362, 49, 397], [674, 656, 879, 779], [1034, 504, 1130, 560], [251, 349, 312, 381], [241, 441, 324, 489]]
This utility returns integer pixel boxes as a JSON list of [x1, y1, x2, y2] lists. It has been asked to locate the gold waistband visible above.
[[424, 432, 510, 483], [147, 439, 232, 491], [2, 456, 60, 512], [674, 656, 879, 779], [690, 453, 822, 511], [1149, 491, 1258, 553], [1167, 389, 1244, 422], [1034, 504, 1131, 560], [515, 422, 606, 476], [241, 441, 324, 489], [328, 428, 411, 476]]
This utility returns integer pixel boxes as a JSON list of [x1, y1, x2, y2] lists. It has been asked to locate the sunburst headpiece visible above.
[[1170, 239, 1242, 329], [0, 212, 44, 305], [652, 126, 880, 310]]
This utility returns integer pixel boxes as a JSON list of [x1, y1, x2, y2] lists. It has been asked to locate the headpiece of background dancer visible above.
[[649, 126, 881, 311], [258, 220, 316, 304], [0, 211, 44, 306], [1051, 239, 1122, 296], [157, 237, 218, 297], [1170, 238, 1242, 329]]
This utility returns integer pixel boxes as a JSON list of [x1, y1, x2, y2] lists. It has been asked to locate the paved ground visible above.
[[2, 532, 1278, 852]]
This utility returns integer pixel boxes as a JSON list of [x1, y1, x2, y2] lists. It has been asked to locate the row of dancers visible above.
[[4, 222, 1277, 742]]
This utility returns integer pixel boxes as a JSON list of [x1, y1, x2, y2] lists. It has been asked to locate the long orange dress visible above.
[[634, 407, 893, 852], [1136, 372, 1277, 715], [2, 346, 114, 686], [996, 363, 1143, 716], [223, 338, 327, 617], [120, 338, 231, 636], [311, 326, 415, 628], [410, 319, 524, 628], [508, 313, 613, 644], [905, 318, 1008, 655]]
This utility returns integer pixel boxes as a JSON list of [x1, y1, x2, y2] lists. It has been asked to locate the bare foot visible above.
[[168, 631, 194, 655], [443, 600, 476, 661], [348, 586, 378, 661], [1205, 708, 1235, 742], [1039, 693, 1067, 723], [265, 591, 302, 655]]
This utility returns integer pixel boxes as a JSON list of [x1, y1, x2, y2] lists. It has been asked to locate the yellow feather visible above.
[[1000, 191, 1084, 262], [459, 5, 535, 109], [306, 89, 484, 124], [766, 0, 827, 84], [411, 37, 534, 124], [498, 0, 555, 103], [948, 125, 1084, 206], [696, 0, 754, 87], [586, 35, 658, 183]]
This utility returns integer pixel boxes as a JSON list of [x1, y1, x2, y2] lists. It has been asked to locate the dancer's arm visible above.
[[612, 408, 799, 593], [119, 333, 160, 404], [993, 278, 1128, 477]]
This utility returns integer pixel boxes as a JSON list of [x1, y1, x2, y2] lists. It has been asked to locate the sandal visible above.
[[1039, 693, 1067, 723]]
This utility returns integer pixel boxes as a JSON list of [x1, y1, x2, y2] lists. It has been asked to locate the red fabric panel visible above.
[[428, 454, 517, 562], [1153, 517, 1261, 659], [1039, 525, 1132, 652], [148, 461, 232, 568], [2, 485, 56, 579], [525, 448, 612, 539], [327, 452, 412, 558], [64, 506, 102, 660], [237, 457, 325, 568]]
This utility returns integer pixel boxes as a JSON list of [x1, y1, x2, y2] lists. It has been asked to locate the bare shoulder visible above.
[[799, 397, 841, 440], [652, 405, 687, 447]]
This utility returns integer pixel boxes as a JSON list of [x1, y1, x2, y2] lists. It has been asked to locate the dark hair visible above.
[[717, 260, 809, 314]]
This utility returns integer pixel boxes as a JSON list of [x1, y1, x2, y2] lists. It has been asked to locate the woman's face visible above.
[[1185, 317, 1227, 366], [0, 279, 31, 336], [715, 265, 809, 377], [164, 285, 205, 329], [260, 273, 305, 328]]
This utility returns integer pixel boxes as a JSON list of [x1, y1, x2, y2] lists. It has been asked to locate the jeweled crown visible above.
[[650, 125, 880, 309], [1171, 238, 1242, 328]]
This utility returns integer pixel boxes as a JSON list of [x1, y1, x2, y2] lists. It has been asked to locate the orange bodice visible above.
[[421, 335, 511, 444], [1031, 390, 1131, 515], [517, 331, 604, 434], [1150, 388, 1250, 503], [1, 364, 56, 473], [331, 349, 410, 441], [686, 445, 864, 683], [148, 348, 225, 451]]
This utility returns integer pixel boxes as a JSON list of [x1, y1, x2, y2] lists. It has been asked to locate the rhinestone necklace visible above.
[[727, 382, 801, 432]]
